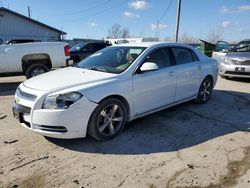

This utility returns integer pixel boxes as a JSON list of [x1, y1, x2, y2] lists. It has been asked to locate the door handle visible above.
[[197, 65, 202, 70]]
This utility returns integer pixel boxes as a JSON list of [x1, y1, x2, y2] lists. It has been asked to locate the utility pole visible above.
[[28, 6, 31, 18], [175, 0, 181, 42]]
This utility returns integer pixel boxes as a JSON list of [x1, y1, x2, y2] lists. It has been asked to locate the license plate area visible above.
[[235, 67, 245, 72]]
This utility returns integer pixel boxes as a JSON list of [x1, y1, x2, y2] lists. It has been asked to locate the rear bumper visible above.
[[218, 63, 250, 78]]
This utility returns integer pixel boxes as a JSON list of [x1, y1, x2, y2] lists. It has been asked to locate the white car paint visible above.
[[0, 42, 69, 73], [13, 42, 218, 139]]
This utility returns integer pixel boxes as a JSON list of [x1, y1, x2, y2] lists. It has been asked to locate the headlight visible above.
[[43, 92, 83, 109], [221, 57, 232, 65]]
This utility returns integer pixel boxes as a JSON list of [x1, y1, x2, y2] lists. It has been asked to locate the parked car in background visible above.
[[13, 42, 218, 141], [0, 42, 70, 79], [212, 39, 250, 78], [70, 41, 111, 63]]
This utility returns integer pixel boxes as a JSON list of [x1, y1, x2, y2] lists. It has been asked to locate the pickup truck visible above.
[[0, 42, 71, 78]]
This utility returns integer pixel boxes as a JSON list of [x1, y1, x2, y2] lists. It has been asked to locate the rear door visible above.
[[171, 47, 202, 102], [132, 47, 177, 115]]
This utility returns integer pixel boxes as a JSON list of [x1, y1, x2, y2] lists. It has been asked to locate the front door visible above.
[[132, 47, 177, 115]]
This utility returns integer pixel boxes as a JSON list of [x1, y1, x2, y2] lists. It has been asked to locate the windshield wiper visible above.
[[87, 67, 107, 72]]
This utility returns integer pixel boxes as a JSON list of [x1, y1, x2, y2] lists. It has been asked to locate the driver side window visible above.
[[145, 48, 172, 69]]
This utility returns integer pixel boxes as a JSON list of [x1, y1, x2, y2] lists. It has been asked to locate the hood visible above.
[[226, 52, 250, 60], [23, 67, 117, 91]]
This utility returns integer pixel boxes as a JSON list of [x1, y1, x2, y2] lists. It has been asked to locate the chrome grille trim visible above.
[[17, 87, 37, 100]]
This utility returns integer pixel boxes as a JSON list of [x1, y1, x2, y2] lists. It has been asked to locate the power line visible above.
[[48, 0, 129, 24], [155, 0, 174, 39], [50, 0, 112, 17], [158, 0, 174, 22]]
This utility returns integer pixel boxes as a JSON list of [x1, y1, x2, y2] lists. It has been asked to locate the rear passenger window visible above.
[[172, 48, 194, 65], [145, 48, 172, 69], [94, 44, 105, 51]]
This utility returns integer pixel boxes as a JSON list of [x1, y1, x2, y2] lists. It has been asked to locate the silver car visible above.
[[213, 39, 250, 78]]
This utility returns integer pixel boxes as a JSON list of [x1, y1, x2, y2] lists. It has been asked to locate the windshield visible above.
[[78, 46, 146, 74], [70, 43, 86, 51], [215, 41, 231, 52], [232, 41, 250, 52]]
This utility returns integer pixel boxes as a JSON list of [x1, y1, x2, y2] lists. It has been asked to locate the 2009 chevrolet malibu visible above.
[[13, 42, 218, 141]]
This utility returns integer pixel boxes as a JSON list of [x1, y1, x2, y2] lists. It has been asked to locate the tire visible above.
[[195, 77, 213, 104], [25, 63, 49, 79], [87, 98, 127, 141]]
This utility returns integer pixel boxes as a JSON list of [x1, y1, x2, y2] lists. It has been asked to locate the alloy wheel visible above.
[[97, 104, 124, 136], [200, 79, 212, 102]]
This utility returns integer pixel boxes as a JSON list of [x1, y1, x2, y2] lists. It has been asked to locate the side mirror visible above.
[[222, 49, 229, 53], [139, 62, 159, 73]]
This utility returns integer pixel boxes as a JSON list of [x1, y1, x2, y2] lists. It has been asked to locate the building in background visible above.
[[0, 7, 66, 43]]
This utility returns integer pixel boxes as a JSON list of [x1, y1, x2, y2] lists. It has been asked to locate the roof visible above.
[[0, 7, 66, 35], [114, 42, 196, 48]]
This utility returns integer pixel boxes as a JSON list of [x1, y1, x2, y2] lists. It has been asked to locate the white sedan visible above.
[[13, 42, 218, 141]]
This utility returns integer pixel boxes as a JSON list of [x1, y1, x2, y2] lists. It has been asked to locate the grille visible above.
[[14, 103, 31, 114], [18, 88, 37, 100], [231, 60, 250, 65], [34, 125, 67, 133], [225, 71, 250, 76]]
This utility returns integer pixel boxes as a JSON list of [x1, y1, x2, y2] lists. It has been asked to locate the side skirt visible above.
[[128, 95, 197, 122]]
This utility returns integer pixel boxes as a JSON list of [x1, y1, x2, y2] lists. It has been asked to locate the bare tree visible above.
[[179, 33, 198, 43], [122, 27, 130, 38], [107, 24, 130, 38], [206, 30, 223, 43], [108, 24, 122, 39]]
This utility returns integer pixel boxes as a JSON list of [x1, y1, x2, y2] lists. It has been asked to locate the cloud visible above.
[[220, 6, 229, 13], [237, 5, 250, 12], [123, 11, 140, 18], [238, 28, 247, 33], [151, 23, 167, 30], [222, 21, 231, 28], [129, 1, 149, 10], [89, 22, 98, 27], [220, 5, 250, 13]]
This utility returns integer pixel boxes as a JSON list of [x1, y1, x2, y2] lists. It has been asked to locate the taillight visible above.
[[64, 45, 70, 56]]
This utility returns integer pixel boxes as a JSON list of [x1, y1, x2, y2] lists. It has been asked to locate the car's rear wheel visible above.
[[25, 63, 49, 79], [87, 98, 127, 141], [196, 77, 213, 104]]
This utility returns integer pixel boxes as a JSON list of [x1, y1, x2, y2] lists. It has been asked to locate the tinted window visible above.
[[191, 50, 199, 61], [233, 41, 250, 52], [172, 48, 194, 65], [94, 43, 106, 51], [145, 48, 172, 69], [70, 43, 86, 51], [215, 41, 231, 52]]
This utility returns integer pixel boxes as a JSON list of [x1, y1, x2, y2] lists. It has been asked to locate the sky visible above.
[[0, 0, 250, 42]]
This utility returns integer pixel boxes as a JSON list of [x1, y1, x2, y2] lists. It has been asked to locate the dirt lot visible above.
[[0, 75, 249, 188]]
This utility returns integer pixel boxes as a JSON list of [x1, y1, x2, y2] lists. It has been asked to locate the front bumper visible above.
[[218, 63, 250, 78], [13, 84, 98, 139]]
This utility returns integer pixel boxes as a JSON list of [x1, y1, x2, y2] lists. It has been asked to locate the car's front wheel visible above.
[[87, 98, 127, 141], [196, 77, 213, 104]]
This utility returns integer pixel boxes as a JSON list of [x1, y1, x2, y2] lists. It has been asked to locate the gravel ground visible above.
[[0, 75, 249, 188]]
